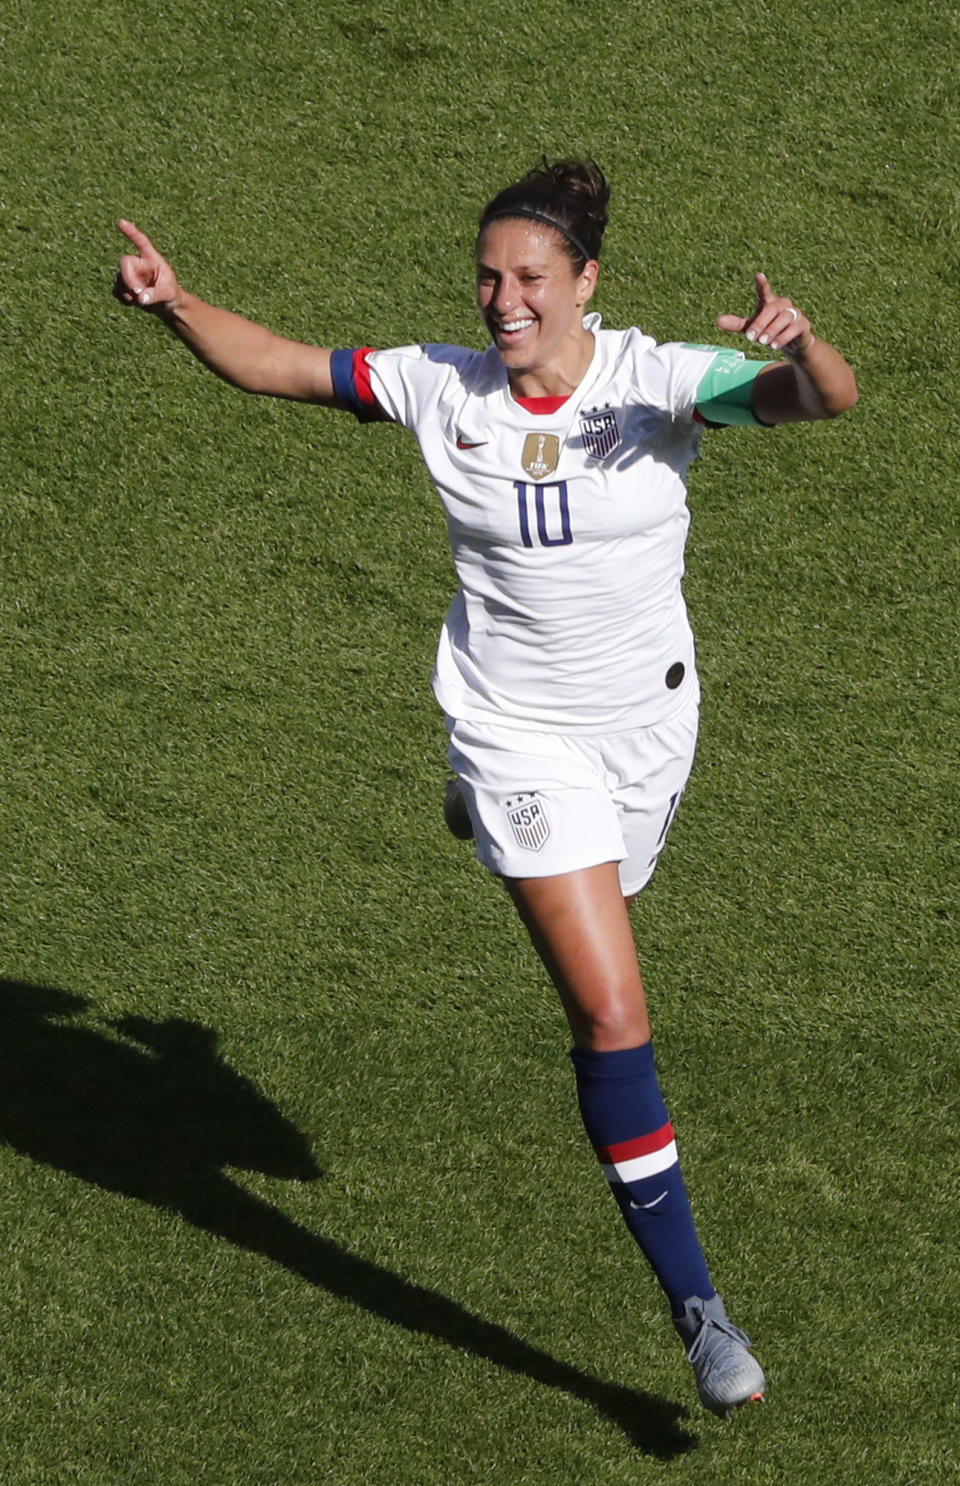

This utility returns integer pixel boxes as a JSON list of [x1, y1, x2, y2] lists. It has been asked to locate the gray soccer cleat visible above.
[[673, 1294, 765, 1420], [443, 778, 475, 841]]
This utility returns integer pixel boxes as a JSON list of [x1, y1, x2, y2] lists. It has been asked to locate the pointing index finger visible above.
[[117, 218, 155, 256], [755, 270, 774, 306]]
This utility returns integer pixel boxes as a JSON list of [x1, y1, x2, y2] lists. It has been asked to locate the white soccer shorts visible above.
[[446, 684, 699, 896]]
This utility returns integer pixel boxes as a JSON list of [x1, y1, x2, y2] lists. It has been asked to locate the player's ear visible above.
[[576, 259, 599, 307]]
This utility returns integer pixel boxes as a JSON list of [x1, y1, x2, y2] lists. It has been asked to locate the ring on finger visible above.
[[786, 307, 799, 322]]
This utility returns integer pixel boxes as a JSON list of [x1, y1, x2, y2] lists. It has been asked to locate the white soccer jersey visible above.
[[331, 315, 763, 733]]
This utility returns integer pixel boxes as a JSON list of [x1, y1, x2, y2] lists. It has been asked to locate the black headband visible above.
[[482, 208, 594, 264]]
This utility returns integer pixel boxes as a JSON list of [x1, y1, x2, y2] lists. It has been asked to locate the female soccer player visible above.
[[114, 160, 857, 1419]]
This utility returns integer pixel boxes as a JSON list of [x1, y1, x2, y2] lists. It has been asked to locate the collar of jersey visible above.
[[513, 393, 570, 414]]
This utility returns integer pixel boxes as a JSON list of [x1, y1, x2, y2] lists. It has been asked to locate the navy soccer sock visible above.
[[570, 1042, 714, 1317]]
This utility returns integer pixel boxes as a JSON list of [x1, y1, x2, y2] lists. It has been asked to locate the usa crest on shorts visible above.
[[579, 406, 620, 460], [505, 793, 551, 851]]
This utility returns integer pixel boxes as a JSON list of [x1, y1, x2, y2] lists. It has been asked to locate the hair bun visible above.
[[478, 157, 610, 268]]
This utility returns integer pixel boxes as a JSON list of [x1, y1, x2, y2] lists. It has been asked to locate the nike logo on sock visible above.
[[629, 1190, 669, 1211]]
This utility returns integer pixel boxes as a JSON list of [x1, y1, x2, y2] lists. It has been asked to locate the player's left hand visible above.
[[716, 272, 812, 354]]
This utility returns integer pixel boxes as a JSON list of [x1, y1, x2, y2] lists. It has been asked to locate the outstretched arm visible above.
[[114, 220, 339, 404], [716, 272, 858, 425]]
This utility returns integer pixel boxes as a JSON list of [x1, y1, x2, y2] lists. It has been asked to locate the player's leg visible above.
[[505, 864, 765, 1418], [504, 864, 713, 1308], [445, 712, 763, 1412], [443, 778, 475, 841], [504, 862, 649, 1048]]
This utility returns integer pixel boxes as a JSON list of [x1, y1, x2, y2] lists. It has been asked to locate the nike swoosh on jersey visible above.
[[456, 434, 487, 449]]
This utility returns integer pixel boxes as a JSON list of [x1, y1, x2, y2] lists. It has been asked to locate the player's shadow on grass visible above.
[[0, 978, 694, 1457]]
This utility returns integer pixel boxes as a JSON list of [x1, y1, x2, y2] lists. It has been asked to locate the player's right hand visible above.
[[114, 219, 180, 310]]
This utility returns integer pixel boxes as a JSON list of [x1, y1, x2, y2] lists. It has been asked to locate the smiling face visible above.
[[475, 218, 598, 393]]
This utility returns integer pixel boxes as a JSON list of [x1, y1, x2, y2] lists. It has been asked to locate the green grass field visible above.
[[2, 0, 958, 1480]]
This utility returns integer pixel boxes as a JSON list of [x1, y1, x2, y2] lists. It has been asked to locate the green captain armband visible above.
[[686, 345, 773, 428]]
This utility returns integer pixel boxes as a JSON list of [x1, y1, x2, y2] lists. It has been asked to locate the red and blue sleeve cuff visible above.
[[330, 347, 390, 422]]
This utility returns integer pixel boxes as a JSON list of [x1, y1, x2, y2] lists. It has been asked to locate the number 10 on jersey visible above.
[[515, 481, 572, 548]]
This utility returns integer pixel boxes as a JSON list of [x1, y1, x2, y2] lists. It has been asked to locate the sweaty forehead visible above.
[[476, 217, 570, 270]]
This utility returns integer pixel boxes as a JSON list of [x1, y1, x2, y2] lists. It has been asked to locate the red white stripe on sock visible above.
[[595, 1123, 678, 1185]]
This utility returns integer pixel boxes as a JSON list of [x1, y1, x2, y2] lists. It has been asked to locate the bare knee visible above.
[[566, 989, 650, 1052]]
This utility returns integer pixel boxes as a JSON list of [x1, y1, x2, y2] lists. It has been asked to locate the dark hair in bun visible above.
[[478, 158, 610, 271]]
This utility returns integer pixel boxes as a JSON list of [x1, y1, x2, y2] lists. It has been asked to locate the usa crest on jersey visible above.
[[579, 407, 620, 460], [505, 793, 550, 851]]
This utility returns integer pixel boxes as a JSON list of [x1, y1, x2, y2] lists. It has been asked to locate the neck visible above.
[[507, 328, 595, 400]]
